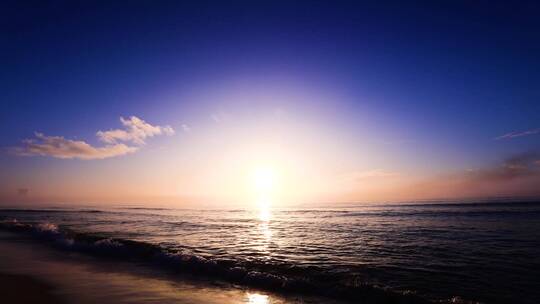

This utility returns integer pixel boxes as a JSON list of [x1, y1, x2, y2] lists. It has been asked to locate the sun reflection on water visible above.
[[245, 292, 269, 304], [253, 196, 273, 254], [256, 196, 272, 222], [259, 206, 271, 222]]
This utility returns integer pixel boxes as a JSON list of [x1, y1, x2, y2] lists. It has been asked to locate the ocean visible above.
[[1, 201, 539, 303]]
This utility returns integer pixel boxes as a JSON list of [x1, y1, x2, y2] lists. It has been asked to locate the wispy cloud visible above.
[[211, 111, 229, 123], [402, 152, 540, 200], [466, 152, 540, 181], [11, 133, 138, 160], [380, 139, 415, 145], [345, 169, 399, 181], [495, 128, 540, 140], [181, 124, 191, 132], [10, 116, 174, 160]]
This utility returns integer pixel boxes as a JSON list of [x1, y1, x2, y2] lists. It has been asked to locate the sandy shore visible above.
[[0, 272, 65, 304], [0, 230, 336, 304]]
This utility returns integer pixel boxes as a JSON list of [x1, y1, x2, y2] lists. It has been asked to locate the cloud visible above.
[[405, 152, 540, 199], [211, 111, 229, 123], [11, 132, 138, 160], [10, 116, 173, 160], [495, 128, 540, 140], [342, 169, 399, 182], [380, 139, 415, 145], [97, 116, 174, 145], [466, 152, 540, 181], [352, 169, 399, 180], [181, 124, 191, 132]]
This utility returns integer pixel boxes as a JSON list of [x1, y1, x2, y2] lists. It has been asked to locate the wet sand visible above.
[[0, 230, 335, 304], [0, 272, 65, 304]]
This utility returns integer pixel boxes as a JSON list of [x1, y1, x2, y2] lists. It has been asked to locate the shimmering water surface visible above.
[[1, 201, 539, 303]]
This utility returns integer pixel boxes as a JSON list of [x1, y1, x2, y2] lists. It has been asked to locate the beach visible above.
[[0, 272, 65, 304], [0, 230, 329, 304]]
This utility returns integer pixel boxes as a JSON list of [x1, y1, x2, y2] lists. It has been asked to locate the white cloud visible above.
[[97, 116, 174, 145], [11, 116, 174, 160], [495, 128, 540, 140]]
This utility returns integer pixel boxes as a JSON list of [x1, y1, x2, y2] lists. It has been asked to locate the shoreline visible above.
[[0, 230, 338, 304], [3, 221, 430, 304], [0, 220, 430, 304]]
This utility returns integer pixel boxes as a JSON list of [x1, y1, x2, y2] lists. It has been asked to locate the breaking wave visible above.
[[0, 219, 431, 303]]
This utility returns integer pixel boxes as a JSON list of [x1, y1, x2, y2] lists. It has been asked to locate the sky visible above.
[[1, 1, 540, 207]]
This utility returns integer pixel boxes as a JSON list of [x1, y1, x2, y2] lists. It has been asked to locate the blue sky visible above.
[[1, 1, 540, 205]]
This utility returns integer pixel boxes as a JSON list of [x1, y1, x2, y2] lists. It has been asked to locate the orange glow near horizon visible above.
[[3, 90, 537, 207]]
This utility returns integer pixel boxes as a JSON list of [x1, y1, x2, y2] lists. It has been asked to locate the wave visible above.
[[0, 208, 104, 214], [0, 219, 432, 303], [120, 207, 172, 211], [386, 200, 540, 208], [333, 209, 540, 219]]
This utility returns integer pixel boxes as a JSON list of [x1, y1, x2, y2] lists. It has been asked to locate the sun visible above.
[[250, 165, 280, 215], [252, 166, 275, 194]]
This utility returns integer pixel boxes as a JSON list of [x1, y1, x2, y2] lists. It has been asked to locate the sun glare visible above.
[[252, 167, 275, 193], [250, 166, 279, 218]]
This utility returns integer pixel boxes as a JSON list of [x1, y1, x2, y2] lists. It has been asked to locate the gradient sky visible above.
[[1, 1, 540, 206]]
